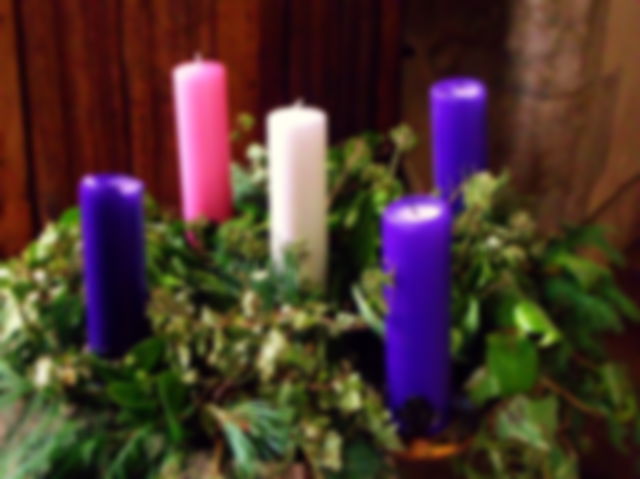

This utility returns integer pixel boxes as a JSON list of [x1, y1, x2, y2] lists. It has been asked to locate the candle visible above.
[[268, 102, 328, 286], [80, 174, 148, 358], [172, 55, 232, 223], [382, 195, 453, 435], [431, 77, 488, 204]]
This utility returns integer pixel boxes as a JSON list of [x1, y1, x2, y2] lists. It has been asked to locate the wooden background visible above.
[[2, 0, 640, 263], [402, 0, 640, 256], [0, 0, 401, 256], [1, 2, 640, 476]]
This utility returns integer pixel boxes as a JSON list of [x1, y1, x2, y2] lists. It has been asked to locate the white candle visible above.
[[268, 102, 328, 286]]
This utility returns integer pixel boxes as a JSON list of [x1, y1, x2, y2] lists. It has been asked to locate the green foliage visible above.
[[0, 118, 638, 478], [453, 172, 640, 478], [468, 333, 538, 404], [0, 118, 404, 478]]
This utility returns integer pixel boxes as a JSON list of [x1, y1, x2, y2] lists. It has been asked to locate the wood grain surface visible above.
[[4, 0, 640, 260], [0, 0, 403, 256], [0, 0, 33, 253], [402, 0, 640, 252]]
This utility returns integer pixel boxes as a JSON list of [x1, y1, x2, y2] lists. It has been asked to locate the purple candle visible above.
[[431, 77, 488, 204], [80, 174, 148, 358], [382, 195, 452, 435]]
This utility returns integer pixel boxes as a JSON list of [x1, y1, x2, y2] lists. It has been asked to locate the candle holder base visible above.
[[393, 438, 469, 479]]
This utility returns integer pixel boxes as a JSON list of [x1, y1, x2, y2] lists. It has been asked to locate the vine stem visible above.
[[328, 139, 368, 207], [452, 205, 483, 277], [212, 438, 224, 475], [540, 376, 604, 417], [389, 150, 402, 176], [581, 171, 640, 225], [571, 352, 600, 372]]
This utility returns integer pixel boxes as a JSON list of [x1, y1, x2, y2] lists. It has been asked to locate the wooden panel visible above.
[[286, 0, 404, 140], [400, 0, 510, 192], [307, 0, 330, 107], [288, 0, 310, 100], [18, 0, 74, 224], [376, 0, 403, 129], [58, 0, 129, 174], [148, 0, 192, 206], [324, 0, 346, 138], [401, 0, 640, 250], [217, 0, 262, 158], [2, 0, 403, 253], [217, 0, 261, 118], [583, 0, 640, 251], [121, 0, 160, 204], [0, 0, 32, 255], [258, 0, 289, 112], [494, 0, 640, 249], [497, 0, 608, 232]]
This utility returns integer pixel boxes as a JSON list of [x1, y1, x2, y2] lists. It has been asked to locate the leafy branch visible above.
[[0, 118, 639, 479]]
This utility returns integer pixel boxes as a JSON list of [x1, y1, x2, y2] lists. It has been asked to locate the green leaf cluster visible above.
[[0, 119, 406, 478], [452, 172, 640, 478], [1, 119, 639, 478]]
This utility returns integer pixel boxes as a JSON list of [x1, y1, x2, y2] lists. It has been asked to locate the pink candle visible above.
[[172, 56, 232, 223]]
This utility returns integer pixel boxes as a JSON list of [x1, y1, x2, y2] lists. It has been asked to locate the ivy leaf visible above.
[[336, 193, 380, 279], [463, 297, 480, 335], [469, 334, 538, 403], [211, 401, 293, 478], [328, 439, 386, 479], [466, 367, 499, 405], [0, 360, 29, 407], [599, 283, 640, 322], [512, 300, 561, 347], [236, 113, 255, 132], [389, 123, 418, 154], [600, 363, 637, 422], [42, 294, 84, 346], [0, 400, 78, 479], [548, 447, 579, 479], [220, 420, 257, 479], [107, 381, 156, 413], [157, 371, 189, 444], [351, 285, 383, 336], [546, 251, 611, 290], [544, 277, 622, 334], [126, 337, 166, 372], [207, 405, 258, 479], [232, 163, 262, 208], [58, 208, 81, 228], [496, 395, 558, 451], [0, 292, 22, 345], [105, 426, 155, 479], [451, 327, 464, 357], [461, 172, 509, 211], [488, 334, 538, 395], [562, 224, 624, 266]]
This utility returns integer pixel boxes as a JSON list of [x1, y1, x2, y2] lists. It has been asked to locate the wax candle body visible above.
[[382, 195, 453, 435], [431, 77, 488, 203], [173, 59, 232, 223], [80, 174, 148, 358], [268, 105, 328, 286]]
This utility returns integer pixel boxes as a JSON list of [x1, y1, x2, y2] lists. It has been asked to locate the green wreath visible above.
[[0, 119, 637, 478]]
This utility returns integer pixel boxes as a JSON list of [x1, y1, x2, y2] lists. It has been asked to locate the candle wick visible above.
[[294, 98, 305, 108], [194, 51, 203, 62]]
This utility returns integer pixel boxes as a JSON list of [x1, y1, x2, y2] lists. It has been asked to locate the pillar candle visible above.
[[172, 56, 232, 223], [268, 103, 328, 286], [382, 195, 453, 435], [431, 77, 488, 204], [80, 174, 148, 358]]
